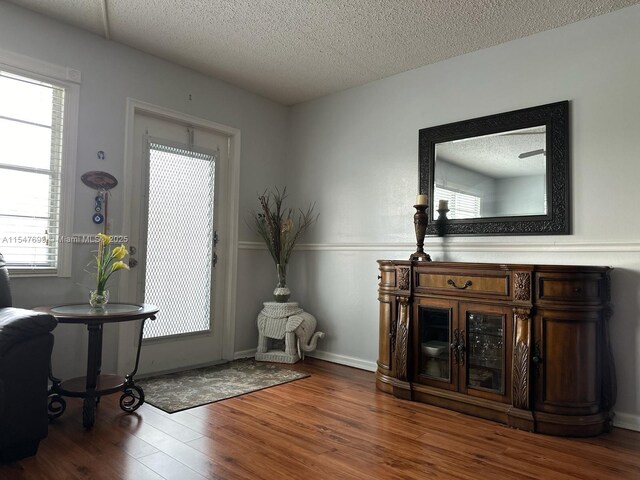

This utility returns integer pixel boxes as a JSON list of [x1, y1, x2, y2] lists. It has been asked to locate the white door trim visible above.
[[117, 98, 240, 373]]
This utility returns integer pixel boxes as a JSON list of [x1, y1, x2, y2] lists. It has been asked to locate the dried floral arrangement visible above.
[[249, 187, 318, 267]]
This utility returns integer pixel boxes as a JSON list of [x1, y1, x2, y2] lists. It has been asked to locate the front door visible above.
[[120, 111, 230, 374]]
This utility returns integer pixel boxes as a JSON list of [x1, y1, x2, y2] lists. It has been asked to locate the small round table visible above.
[[35, 303, 158, 429]]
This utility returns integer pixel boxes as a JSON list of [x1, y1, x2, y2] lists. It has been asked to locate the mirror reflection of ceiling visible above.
[[435, 126, 546, 178]]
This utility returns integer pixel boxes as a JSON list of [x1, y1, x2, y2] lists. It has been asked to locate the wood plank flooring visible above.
[[1, 358, 638, 479]]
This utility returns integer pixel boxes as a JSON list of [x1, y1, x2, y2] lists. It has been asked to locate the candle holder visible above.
[[409, 204, 431, 261], [436, 208, 450, 237]]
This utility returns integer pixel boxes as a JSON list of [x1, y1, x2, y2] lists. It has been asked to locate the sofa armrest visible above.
[[0, 308, 57, 358], [0, 254, 11, 309]]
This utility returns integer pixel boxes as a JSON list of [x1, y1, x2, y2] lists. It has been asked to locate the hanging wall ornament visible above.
[[81, 171, 118, 190], [81, 171, 118, 234], [92, 192, 105, 224]]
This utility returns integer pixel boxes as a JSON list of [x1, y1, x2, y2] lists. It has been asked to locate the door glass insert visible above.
[[466, 312, 504, 393], [418, 306, 451, 381], [143, 141, 216, 339]]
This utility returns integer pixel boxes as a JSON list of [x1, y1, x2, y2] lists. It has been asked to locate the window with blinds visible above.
[[434, 185, 481, 219], [0, 71, 65, 269]]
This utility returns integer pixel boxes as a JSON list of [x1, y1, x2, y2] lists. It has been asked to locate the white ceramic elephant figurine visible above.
[[286, 313, 325, 358]]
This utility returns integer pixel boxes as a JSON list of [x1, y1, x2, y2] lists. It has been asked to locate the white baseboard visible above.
[[613, 412, 640, 432], [234, 347, 377, 372], [234, 348, 257, 360], [306, 350, 377, 372]]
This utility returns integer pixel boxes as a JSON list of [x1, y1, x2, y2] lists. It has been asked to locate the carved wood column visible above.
[[394, 296, 410, 382], [512, 307, 532, 410]]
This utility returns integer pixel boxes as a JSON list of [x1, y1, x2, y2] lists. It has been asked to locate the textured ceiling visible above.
[[7, 0, 640, 105]]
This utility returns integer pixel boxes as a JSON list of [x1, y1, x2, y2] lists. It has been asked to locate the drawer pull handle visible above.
[[447, 279, 472, 290]]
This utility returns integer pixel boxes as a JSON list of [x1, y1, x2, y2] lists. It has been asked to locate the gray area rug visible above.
[[137, 359, 309, 413]]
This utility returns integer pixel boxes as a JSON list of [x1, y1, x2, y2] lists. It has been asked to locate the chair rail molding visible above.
[[238, 240, 640, 253]]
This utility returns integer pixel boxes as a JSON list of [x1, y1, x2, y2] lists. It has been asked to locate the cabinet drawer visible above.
[[416, 270, 510, 298], [537, 274, 603, 304]]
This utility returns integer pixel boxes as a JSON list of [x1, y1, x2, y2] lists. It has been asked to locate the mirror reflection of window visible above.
[[434, 186, 481, 219], [434, 125, 547, 220]]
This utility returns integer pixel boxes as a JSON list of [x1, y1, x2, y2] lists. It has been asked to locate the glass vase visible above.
[[89, 289, 110, 309], [273, 263, 290, 303]]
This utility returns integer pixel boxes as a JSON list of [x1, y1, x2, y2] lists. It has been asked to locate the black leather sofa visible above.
[[0, 253, 57, 462]]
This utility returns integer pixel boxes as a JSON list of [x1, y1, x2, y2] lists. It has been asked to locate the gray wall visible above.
[[2, 0, 640, 431], [494, 175, 546, 216], [285, 5, 640, 429], [0, 1, 287, 380]]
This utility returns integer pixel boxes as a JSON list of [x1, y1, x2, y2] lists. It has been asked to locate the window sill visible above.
[[8, 268, 66, 278]]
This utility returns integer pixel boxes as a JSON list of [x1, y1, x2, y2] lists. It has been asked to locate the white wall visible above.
[[285, 5, 640, 429], [0, 2, 288, 379]]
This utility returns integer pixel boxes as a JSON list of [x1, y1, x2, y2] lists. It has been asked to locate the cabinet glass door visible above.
[[418, 306, 451, 381], [466, 312, 505, 394]]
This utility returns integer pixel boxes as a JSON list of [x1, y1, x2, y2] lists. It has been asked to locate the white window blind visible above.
[[434, 185, 481, 219], [0, 71, 64, 269]]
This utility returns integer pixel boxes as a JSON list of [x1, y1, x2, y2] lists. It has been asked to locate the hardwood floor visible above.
[[1, 358, 639, 480]]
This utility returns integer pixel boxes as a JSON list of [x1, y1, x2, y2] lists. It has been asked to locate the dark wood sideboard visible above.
[[376, 260, 615, 436]]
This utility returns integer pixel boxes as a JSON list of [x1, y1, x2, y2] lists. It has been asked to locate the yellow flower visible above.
[[111, 261, 130, 272], [97, 232, 111, 246], [112, 244, 128, 260]]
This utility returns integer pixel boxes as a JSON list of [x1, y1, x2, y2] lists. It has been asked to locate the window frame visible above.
[[0, 48, 80, 277]]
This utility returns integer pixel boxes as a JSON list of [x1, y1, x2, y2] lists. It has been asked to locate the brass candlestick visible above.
[[409, 204, 431, 261]]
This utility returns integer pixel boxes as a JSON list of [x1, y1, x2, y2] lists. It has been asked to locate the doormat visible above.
[[136, 359, 309, 413]]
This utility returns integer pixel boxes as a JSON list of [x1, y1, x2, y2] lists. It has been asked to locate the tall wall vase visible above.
[[273, 263, 291, 302], [89, 289, 110, 309]]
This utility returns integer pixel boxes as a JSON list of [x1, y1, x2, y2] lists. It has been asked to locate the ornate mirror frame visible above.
[[419, 101, 570, 236]]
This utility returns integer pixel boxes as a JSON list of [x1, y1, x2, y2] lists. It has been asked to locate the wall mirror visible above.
[[419, 101, 569, 236]]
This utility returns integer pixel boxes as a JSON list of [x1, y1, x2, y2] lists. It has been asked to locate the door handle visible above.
[[450, 338, 458, 364], [457, 330, 466, 366], [450, 329, 465, 365]]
